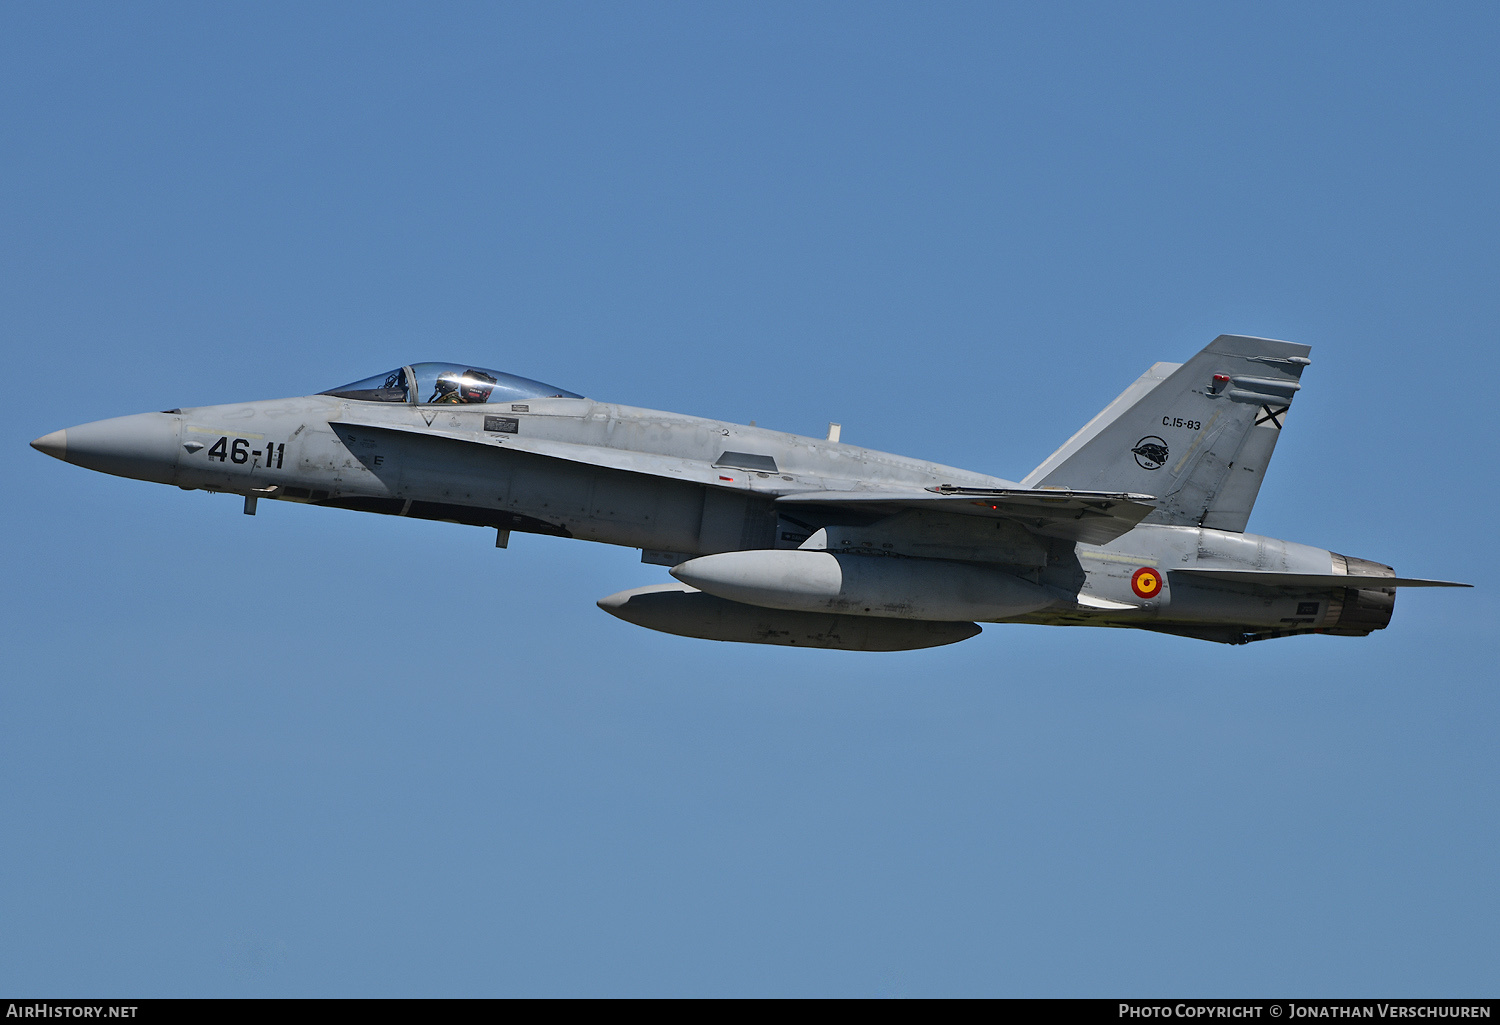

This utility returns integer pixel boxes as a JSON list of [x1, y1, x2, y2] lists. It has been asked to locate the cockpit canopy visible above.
[[321, 363, 582, 405]]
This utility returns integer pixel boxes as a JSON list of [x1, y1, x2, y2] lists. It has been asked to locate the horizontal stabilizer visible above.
[[775, 487, 1156, 545], [1173, 570, 1471, 589]]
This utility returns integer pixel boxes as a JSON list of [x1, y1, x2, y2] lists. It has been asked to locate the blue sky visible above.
[[3, 1, 1496, 997]]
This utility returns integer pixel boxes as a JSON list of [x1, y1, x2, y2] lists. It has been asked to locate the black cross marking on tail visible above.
[[1256, 404, 1288, 429]]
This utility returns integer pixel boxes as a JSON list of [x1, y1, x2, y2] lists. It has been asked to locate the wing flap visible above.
[[776, 487, 1156, 545]]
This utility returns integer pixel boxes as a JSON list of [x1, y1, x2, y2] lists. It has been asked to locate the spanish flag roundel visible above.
[[1131, 567, 1163, 599]]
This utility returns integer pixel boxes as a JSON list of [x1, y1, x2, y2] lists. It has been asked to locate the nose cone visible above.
[[597, 582, 700, 623], [32, 412, 182, 484], [30, 430, 67, 460]]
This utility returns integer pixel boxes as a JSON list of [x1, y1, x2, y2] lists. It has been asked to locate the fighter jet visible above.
[[31, 336, 1467, 651]]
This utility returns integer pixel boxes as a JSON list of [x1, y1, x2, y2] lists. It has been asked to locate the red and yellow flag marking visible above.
[[1131, 567, 1162, 599]]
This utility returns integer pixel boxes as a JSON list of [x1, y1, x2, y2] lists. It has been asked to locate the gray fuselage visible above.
[[35, 388, 1391, 644]]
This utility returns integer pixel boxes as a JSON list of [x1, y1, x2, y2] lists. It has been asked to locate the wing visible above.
[[1172, 569, 1471, 588], [776, 486, 1157, 545], [341, 418, 1154, 545]]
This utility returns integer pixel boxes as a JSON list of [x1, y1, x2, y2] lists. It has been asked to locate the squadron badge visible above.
[[1131, 436, 1169, 470]]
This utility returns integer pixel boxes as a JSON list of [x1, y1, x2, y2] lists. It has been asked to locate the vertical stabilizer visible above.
[[1023, 335, 1311, 531]]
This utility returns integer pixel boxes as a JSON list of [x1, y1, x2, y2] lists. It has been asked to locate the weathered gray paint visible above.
[[32, 335, 1468, 648]]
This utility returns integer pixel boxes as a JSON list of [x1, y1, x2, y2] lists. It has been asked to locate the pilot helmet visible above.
[[431, 372, 462, 398], [459, 369, 498, 403]]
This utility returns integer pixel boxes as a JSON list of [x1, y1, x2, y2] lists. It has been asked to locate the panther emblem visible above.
[[1131, 436, 1169, 470]]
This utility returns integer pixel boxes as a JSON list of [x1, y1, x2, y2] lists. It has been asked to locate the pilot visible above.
[[428, 372, 464, 404]]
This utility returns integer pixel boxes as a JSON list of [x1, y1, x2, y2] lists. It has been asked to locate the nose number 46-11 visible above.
[[207, 437, 285, 468]]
